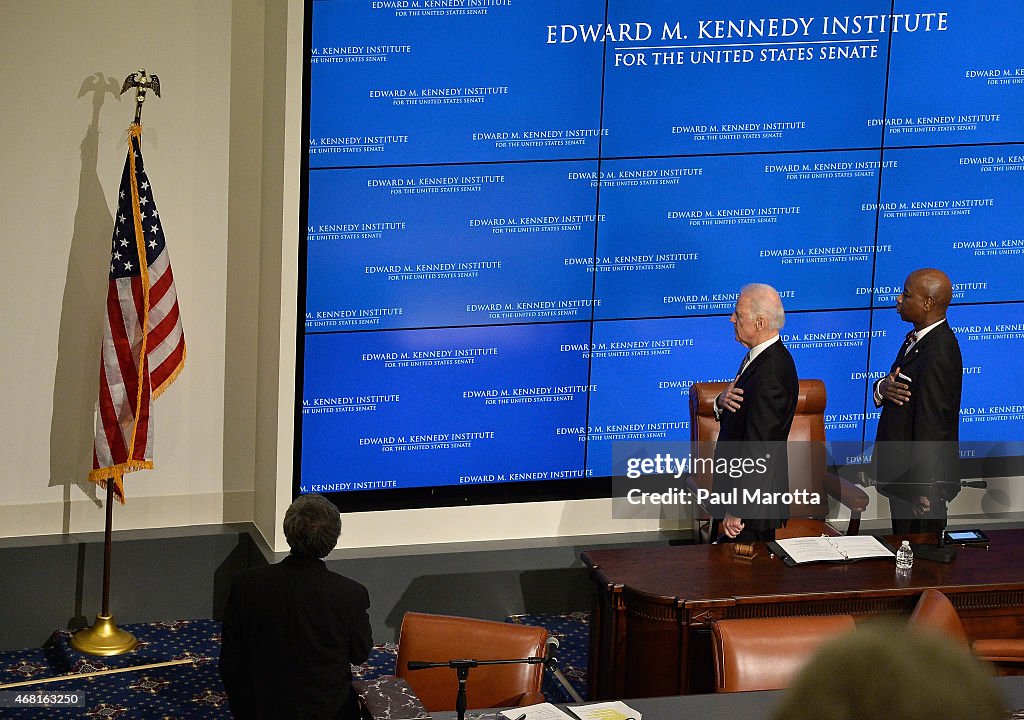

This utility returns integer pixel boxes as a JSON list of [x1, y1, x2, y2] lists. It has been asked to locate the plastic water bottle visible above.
[[896, 540, 914, 570]]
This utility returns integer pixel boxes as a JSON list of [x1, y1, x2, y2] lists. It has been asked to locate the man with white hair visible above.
[[712, 283, 799, 542]]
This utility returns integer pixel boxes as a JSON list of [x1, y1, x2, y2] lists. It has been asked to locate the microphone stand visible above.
[[912, 516, 958, 563], [406, 656, 544, 720], [543, 645, 584, 704], [913, 480, 988, 563]]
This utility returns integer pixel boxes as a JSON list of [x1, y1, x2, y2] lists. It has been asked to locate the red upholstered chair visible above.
[[712, 615, 857, 692], [909, 589, 1024, 672], [395, 612, 547, 711], [908, 589, 969, 648], [687, 379, 869, 541]]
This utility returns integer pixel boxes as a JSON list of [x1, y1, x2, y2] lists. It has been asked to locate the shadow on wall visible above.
[[212, 534, 264, 620], [48, 73, 123, 528]]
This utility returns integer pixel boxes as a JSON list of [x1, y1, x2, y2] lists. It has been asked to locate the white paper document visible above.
[[775, 535, 894, 564], [500, 702, 576, 720], [568, 700, 641, 720]]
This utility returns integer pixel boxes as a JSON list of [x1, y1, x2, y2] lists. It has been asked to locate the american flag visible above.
[[89, 123, 186, 502]]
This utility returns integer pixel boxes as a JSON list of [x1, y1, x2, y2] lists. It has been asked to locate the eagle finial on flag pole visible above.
[[121, 68, 161, 125]]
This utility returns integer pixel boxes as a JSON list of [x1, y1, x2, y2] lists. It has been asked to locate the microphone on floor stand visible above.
[[542, 637, 584, 704]]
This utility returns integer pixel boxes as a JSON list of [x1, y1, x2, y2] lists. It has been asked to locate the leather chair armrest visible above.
[[973, 639, 1024, 663], [822, 472, 869, 513]]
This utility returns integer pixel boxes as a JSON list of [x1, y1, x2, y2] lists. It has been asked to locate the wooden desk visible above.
[[582, 529, 1024, 698], [433, 677, 1024, 720]]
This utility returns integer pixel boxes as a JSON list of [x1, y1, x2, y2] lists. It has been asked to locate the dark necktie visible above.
[[902, 330, 918, 356], [736, 351, 751, 378]]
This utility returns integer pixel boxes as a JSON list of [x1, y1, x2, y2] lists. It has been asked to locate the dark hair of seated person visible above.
[[283, 493, 342, 558], [771, 622, 1007, 720]]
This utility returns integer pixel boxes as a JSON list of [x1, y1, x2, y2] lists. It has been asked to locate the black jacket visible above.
[[220, 555, 373, 720], [713, 339, 799, 530], [874, 320, 963, 503]]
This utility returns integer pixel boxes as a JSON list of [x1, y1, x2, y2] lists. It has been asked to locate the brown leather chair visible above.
[[712, 615, 857, 692], [908, 589, 969, 647], [909, 589, 1024, 671], [395, 612, 547, 711], [687, 379, 869, 541]]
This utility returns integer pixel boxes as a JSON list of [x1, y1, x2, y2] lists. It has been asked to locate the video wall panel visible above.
[[873, 144, 1024, 305], [306, 161, 601, 330], [864, 302, 1024, 446], [600, 0, 892, 157], [299, 0, 1024, 507], [884, 1, 1024, 147], [309, 0, 605, 166], [301, 323, 591, 493], [592, 152, 881, 318]]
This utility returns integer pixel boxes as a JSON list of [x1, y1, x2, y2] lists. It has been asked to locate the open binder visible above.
[[769, 535, 895, 566]]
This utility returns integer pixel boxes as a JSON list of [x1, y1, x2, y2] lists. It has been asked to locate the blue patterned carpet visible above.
[[0, 614, 589, 718]]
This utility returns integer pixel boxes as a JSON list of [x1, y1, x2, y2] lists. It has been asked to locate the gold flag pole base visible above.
[[70, 614, 138, 656]]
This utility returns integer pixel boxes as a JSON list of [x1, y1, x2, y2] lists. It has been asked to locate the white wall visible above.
[[0, 0, 243, 536]]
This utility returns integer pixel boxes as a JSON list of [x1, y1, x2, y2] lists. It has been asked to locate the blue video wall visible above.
[[298, 0, 1024, 503]]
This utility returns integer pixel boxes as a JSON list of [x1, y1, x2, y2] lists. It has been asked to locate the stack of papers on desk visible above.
[[569, 701, 641, 720], [502, 701, 641, 720]]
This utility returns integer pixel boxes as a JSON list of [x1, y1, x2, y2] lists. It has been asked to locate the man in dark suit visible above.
[[874, 268, 962, 534], [220, 493, 373, 720], [712, 283, 799, 543]]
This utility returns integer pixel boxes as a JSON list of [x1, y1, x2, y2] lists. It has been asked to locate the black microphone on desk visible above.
[[914, 480, 987, 563], [914, 519, 958, 563]]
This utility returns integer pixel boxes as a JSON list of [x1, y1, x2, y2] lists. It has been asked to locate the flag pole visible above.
[[71, 480, 137, 655], [71, 69, 162, 657]]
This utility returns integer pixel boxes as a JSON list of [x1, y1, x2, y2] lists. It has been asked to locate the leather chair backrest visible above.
[[908, 589, 969, 649], [712, 615, 856, 692], [689, 379, 830, 519], [396, 612, 547, 711]]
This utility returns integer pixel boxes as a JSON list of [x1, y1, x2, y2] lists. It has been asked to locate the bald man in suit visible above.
[[712, 283, 799, 543], [873, 268, 963, 535]]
